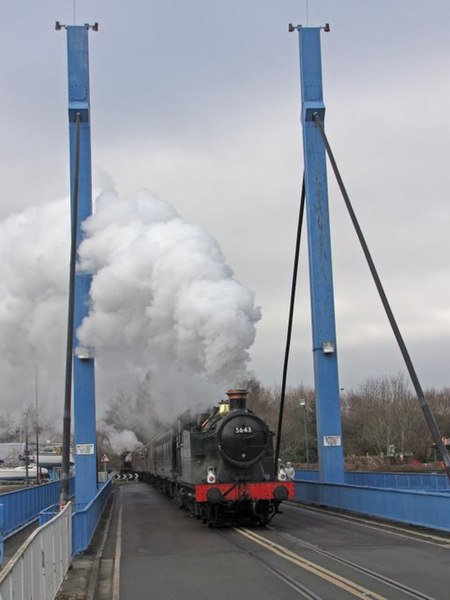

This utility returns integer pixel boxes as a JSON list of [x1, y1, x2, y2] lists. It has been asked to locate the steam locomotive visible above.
[[131, 388, 295, 527]]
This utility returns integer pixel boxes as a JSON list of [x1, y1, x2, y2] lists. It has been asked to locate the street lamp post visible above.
[[299, 399, 310, 468]]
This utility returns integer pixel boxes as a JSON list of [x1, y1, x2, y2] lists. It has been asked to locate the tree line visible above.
[[246, 374, 450, 466], [98, 373, 450, 468], [4, 372, 448, 471]]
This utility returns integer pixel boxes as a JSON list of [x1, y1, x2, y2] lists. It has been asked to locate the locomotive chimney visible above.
[[226, 389, 248, 411]]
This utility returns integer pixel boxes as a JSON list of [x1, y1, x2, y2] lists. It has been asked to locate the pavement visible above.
[[55, 486, 117, 600]]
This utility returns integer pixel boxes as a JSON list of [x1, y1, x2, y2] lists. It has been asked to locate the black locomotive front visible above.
[[132, 388, 295, 527], [207, 394, 275, 486], [218, 412, 270, 465]]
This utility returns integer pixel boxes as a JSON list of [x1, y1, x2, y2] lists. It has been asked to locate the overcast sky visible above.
[[0, 1, 449, 419]]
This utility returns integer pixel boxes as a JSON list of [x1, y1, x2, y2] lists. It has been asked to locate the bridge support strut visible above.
[[64, 24, 98, 504], [294, 25, 345, 483]]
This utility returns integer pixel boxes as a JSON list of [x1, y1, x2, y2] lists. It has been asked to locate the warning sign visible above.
[[100, 454, 110, 463]]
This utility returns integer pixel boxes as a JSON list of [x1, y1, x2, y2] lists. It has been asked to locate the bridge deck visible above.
[[96, 483, 302, 600], [56, 481, 450, 600]]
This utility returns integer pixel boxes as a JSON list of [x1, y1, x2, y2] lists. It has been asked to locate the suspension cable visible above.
[[313, 112, 450, 479], [60, 112, 82, 507], [274, 177, 306, 470]]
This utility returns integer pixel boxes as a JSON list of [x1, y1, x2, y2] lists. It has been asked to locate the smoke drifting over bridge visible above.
[[0, 175, 260, 424]]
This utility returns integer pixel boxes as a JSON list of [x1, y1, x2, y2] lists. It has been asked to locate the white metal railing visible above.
[[0, 502, 72, 600]]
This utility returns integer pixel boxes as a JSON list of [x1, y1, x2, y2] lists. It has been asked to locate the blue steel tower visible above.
[[293, 25, 345, 483], [60, 22, 99, 504]]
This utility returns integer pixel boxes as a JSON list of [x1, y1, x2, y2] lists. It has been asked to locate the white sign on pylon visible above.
[[100, 454, 110, 463], [76, 443, 95, 455]]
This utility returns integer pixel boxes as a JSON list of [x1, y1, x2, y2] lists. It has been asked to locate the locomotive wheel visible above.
[[206, 504, 219, 528], [176, 487, 184, 509]]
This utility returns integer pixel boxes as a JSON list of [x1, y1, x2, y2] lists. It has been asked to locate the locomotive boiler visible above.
[[131, 388, 295, 527]]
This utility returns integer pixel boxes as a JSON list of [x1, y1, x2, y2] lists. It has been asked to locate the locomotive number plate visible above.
[[235, 426, 252, 434]]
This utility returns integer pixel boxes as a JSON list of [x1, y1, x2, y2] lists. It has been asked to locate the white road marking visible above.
[[112, 490, 123, 600]]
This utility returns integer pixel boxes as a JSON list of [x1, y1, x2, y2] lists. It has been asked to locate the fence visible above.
[[0, 502, 72, 600], [0, 479, 75, 566], [296, 469, 450, 490], [295, 470, 450, 532], [343, 470, 450, 491], [38, 479, 112, 557], [0, 478, 112, 599], [72, 478, 111, 555], [0, 479, 75, 541]]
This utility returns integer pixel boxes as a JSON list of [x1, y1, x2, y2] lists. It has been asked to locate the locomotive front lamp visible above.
[[207, 466, 216, 484], [322, 341, 335, 354], [277, 464, 287, 481]]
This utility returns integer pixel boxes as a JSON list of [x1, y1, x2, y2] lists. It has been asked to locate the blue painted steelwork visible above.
[[65, 25, 97, 505], [0, 479, 75, 547], [72, 479, 111, 555], [39, 480, 111, 556], [295, 26, 344, 483], [0, 505, 4, 566], [296, 469, 450, 491], [344, 470, 450, 491], [295, 469, 320, 482], [38, 504, 60, 526], [295, 479, 450, 532]]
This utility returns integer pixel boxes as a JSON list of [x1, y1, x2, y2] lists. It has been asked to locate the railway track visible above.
[[217, 503, 448, 599]]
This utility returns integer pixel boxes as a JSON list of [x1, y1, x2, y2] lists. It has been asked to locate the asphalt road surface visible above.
[[98, 483, 450, 600]]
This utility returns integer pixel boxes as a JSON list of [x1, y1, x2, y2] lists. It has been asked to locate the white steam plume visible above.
[[0, 200, 69, 421], [78, 186, 261, 421], [100, 424, 141, 455], [0, 177, 261, 426]]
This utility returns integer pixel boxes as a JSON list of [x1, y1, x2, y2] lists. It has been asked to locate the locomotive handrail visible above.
[[221, 482, 239, 499]]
